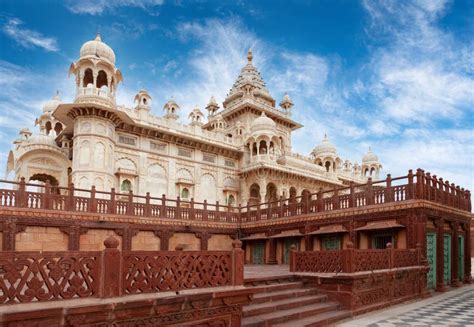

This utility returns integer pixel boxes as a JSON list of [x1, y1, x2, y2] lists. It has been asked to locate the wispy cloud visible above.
[[65, 0, 164, 15], [2, 18, 59, 52]]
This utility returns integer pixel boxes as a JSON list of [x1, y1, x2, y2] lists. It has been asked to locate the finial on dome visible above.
[[95, 32, 102, 42], [247, 48, 253, 63]]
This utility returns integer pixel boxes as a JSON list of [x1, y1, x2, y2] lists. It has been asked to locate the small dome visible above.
[[250, 112, 276, 134], [42, 93, 62, 113], [362, 147, 379, 163], [207, 96, 218, 107], [312, 134, 336, 156], [80, 33, 116, 65]]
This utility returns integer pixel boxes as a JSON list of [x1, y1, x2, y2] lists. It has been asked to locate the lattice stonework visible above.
[[122, 251, 233, 294], [354, 250, 389, 272], [0, 252, 100, 304], [295, 251, 343, 273]]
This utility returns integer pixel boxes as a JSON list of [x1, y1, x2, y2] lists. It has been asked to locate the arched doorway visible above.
[[289, 187, 297, 204], [29, 173, 60, 194], [265, 183, 278, 205], [249, 183, 260, 205]]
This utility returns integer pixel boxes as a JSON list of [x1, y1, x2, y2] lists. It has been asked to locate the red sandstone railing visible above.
[[0, 237, 244, 304], [290, 243, 423, 274], [0, 169, 470, 223]]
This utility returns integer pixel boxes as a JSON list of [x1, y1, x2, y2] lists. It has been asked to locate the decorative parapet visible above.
[[0, 169, 470, 227]]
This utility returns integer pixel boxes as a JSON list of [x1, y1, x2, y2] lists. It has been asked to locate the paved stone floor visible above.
[[244, 264, 290, 279], [337, 284, 474, 327]]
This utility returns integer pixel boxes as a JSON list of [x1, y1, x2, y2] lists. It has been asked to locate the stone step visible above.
[[251, 287, 320, 304], [245, 275, 297, 286], [242, 301, 340, 327], [246, 281, 304, 294], [272, 309, 352, 327], [243, 294, 328, 317]]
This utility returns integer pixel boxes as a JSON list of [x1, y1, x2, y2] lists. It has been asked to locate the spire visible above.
[[95, 32, 102, 42], [247, 48, 253, 63]]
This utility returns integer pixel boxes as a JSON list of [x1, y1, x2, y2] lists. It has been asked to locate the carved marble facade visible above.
[[6, 34, 382, 207]]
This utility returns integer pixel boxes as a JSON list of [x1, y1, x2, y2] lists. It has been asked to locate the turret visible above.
[[189, 106, 205, 126], [163, 98, 180, 120], [68, 33, 123, 107], [205, 96, 219, 118]]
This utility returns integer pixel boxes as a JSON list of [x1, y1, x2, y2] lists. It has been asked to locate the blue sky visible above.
[[0, 0, 473, 190]]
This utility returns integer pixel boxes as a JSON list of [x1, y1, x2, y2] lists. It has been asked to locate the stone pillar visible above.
[[155, 229, 173, 251], [435, 218, 446, 291], [452, 222, 461, 287], [1, 221, 25, 251], [115, 228, 138, 251], [464, 222, 472, 284], [60, 226, 88, 251], [304, 235, 312, 252], [267, 237, 277, 264], [196, 232, 211, 251]]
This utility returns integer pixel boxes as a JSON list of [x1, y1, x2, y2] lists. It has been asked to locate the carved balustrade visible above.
[[290, 246, 422, 274], [0, 169, 470, 224], [0, 238, 244, 305]]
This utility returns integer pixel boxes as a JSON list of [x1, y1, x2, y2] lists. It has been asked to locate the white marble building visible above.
[[5, 34, 382, 205]]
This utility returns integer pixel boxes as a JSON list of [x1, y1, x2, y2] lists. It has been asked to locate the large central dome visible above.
[[79, 33, 116, 65]]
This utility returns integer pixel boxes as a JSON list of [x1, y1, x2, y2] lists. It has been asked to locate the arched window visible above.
[[228, 194, 235, 205], [45, 121, 52, 135], [121, 179, 132, 192], [83, 68, 93, 87], [97, 70, 108, 88], [325, 161, 331, 172], [370, 167, 376, 176], [181, 187, 190, 199], [289, 187, 297, 204], [364, 168, 369, 176], [54, 122, 63, 136]]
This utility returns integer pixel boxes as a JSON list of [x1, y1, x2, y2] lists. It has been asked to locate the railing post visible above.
[[438, 178, 445, 205], [415, 169, 424, 199], [456, 186, 461, 209], [190, 198, 195, 220], [317, 189, 323, 212], [349, 182, 355, 208], [387, 242, 394, 269], [66, 183, 75, 211], [18, 177, 26, 208], [385, 174, 392, 203], [289, 244, 297, 273], [407, 169, 414, 199], [145, 192, 151, 217], [425, 172, 432, 200], [44, 180, 51, 210], [257, 202, 261, 221], [160, 194, 166, 218], [232, 240, 244, 286], [90, 185, 97, 213], [109, 188, 116, 215], [203, 200, 208, 221], [343, 242, 354, 273], [332, 187, 339, 210], [445, 180, 451, 207], [216, 201, 220, 221], [100, 236, 122, 298], [279, 195, 284, 217], [432, 175, 438, 203], [127, 190, 134, 215], [238, 203, 242, 223], [176, 196, 181, 219], [466, 190, 471, 212], [246, 201, 250, 222], [366, 178, 373, 205]]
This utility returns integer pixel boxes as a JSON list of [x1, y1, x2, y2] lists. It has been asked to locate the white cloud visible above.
[[363, 0, 474, 124], [2, 18, 59, 52], [65, 0, 164, 15]]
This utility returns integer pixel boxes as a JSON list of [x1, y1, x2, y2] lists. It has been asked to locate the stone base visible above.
[[300, 266, 430, 314], [0, 287, 254, 326]]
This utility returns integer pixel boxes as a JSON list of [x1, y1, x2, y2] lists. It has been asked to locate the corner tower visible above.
[[69, 33, 123, 107]]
